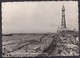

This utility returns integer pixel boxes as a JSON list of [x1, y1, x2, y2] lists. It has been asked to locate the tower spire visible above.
[[61, 5, 66, 28]]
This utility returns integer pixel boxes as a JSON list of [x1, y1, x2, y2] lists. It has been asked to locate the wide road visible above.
[[39, 36, 59, 56]]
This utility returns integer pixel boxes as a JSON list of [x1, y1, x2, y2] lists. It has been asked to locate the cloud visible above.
[[2, 1, 78, 33]]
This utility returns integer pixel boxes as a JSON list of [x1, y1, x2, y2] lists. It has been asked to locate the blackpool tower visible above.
[[61, 5, 66, 29]]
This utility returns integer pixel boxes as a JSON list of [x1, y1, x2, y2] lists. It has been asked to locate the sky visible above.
[[2, 1, 78, 33]]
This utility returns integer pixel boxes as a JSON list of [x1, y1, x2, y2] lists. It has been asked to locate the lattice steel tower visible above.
[[61, 5, 66, 28]]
